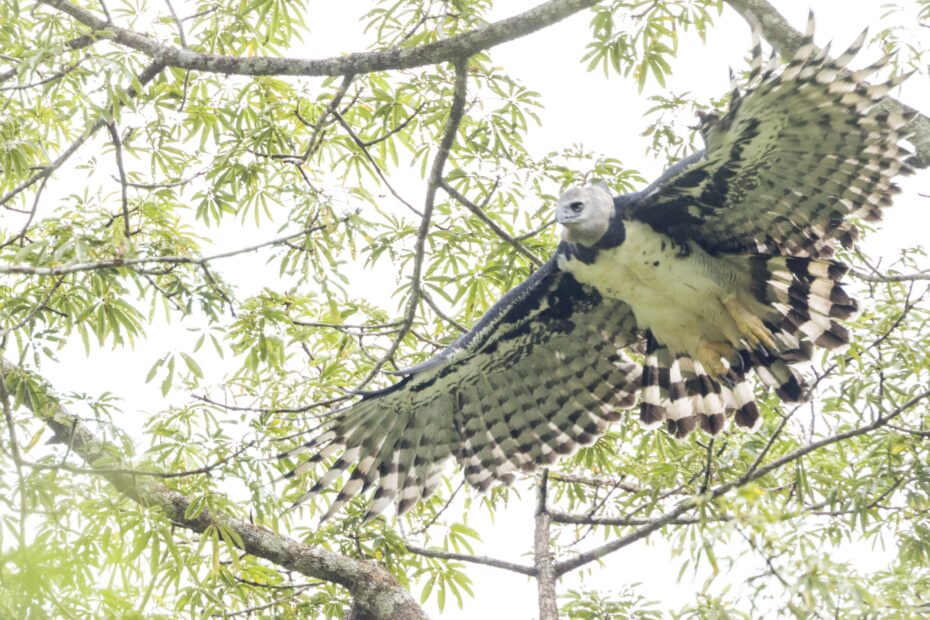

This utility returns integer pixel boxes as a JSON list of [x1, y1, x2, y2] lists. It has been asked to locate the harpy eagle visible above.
[[280, 16, 916, 521]]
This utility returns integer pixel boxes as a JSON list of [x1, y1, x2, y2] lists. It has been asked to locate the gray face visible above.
[[556, 184, 614, 247]]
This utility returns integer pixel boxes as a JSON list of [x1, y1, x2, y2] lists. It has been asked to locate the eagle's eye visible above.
[[569, 201, 584, 213]]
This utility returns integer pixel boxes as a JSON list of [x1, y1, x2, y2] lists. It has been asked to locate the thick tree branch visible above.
[[38, 0, 601, 77], [723, 0, 930, 168], [1, 359, 429, 620]]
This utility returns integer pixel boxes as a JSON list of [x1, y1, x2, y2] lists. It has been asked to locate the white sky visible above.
[[12, 0, 930, 617]]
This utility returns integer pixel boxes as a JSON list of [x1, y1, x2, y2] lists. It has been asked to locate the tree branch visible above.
[[38, 0, 601, 77], [439, 180, 544, 267], [723, 0, 930, 168], [534, 470, 558, 620], [404, 544, 535, 577], [0, 224, 325, 276], [1, 359, 429, 620]]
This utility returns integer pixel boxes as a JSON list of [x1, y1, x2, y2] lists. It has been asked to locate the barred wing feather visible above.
[[631, 13, 914, 259], [279, 258, 641, 521]]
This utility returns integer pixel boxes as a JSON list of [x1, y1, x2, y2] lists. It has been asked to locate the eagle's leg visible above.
[[722, 296, 777, 352], [694, 340, 733, 379]]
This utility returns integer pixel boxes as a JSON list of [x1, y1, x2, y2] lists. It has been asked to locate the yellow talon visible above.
[[723, 296, 777, 351], [695, 340, 733, 379]]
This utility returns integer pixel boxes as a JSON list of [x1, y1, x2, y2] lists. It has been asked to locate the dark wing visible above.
[[629, 14, 914, 258], [279, 257, 641, 521]]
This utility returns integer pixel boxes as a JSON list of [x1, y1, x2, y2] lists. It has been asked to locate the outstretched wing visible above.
[[279, 257, 641, 521], [629, 14, 914, 258]]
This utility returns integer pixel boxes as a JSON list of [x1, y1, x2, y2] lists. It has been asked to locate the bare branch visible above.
[[0, 35, 96, 84], [440, 180, 544, 267], [851, 269, 930, 283], [421, 290, 468, 334], [360, 102, 425, 147], [162, 0, 187, 47], [215, 583, 321, 618], [404, 543, 536, 577], [39, 0, 602, 77], [549, 473, 647, 494], [331, 109, 421, 216], [300, 74, 353, 162], [105, 122, 132, 240], [549, 509, 721, 527]]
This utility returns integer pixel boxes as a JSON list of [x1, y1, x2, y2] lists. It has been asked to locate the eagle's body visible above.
[[280, 16, 918, 521], [558, 219, 746, 359]]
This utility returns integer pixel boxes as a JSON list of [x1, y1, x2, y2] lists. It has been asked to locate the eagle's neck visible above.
[[558, 216, 626, 265]]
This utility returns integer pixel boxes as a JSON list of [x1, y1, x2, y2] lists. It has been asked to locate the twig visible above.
[[106, 122, 132, 240], [0, 176, 48, 249], [0, 35, 96, 84], [300, 74, 353, 162], [22, 439, 257, 480], [162, 0, 187, 47], [0, 277, 65, 339], [421, 290, 467, 333], [549, 510, 722, 527], [405, 543, 536, 576], [440, 179, 543, 267], [331, 109, 421, 216], [851, 269, 930, 283], [549, 473, 646, 494], [360, 102, 426, 147], [0, 224, 326, 276], [119, 169, 206, 190], [216, 583, 321, 617]]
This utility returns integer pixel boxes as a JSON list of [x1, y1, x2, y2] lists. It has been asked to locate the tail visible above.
[[639, 255, 856, 437], [640, 333, 761, 438]]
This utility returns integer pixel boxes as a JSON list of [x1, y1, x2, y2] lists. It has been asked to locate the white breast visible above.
[[559, 221, 741, 355]]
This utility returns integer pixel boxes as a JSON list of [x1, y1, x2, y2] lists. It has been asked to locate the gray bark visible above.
[[534, 471, 559, 620], [38, 0, 601, 78]]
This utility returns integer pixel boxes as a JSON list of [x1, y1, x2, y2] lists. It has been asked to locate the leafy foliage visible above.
[[0, 0, 928, 618]]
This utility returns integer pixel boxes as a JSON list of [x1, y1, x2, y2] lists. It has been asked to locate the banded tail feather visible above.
[[637, 254, 855, 438], [639, 333, 760, 438]]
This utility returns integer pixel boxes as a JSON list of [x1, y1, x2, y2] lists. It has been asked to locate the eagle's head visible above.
[[556, 184, 614, 247]]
